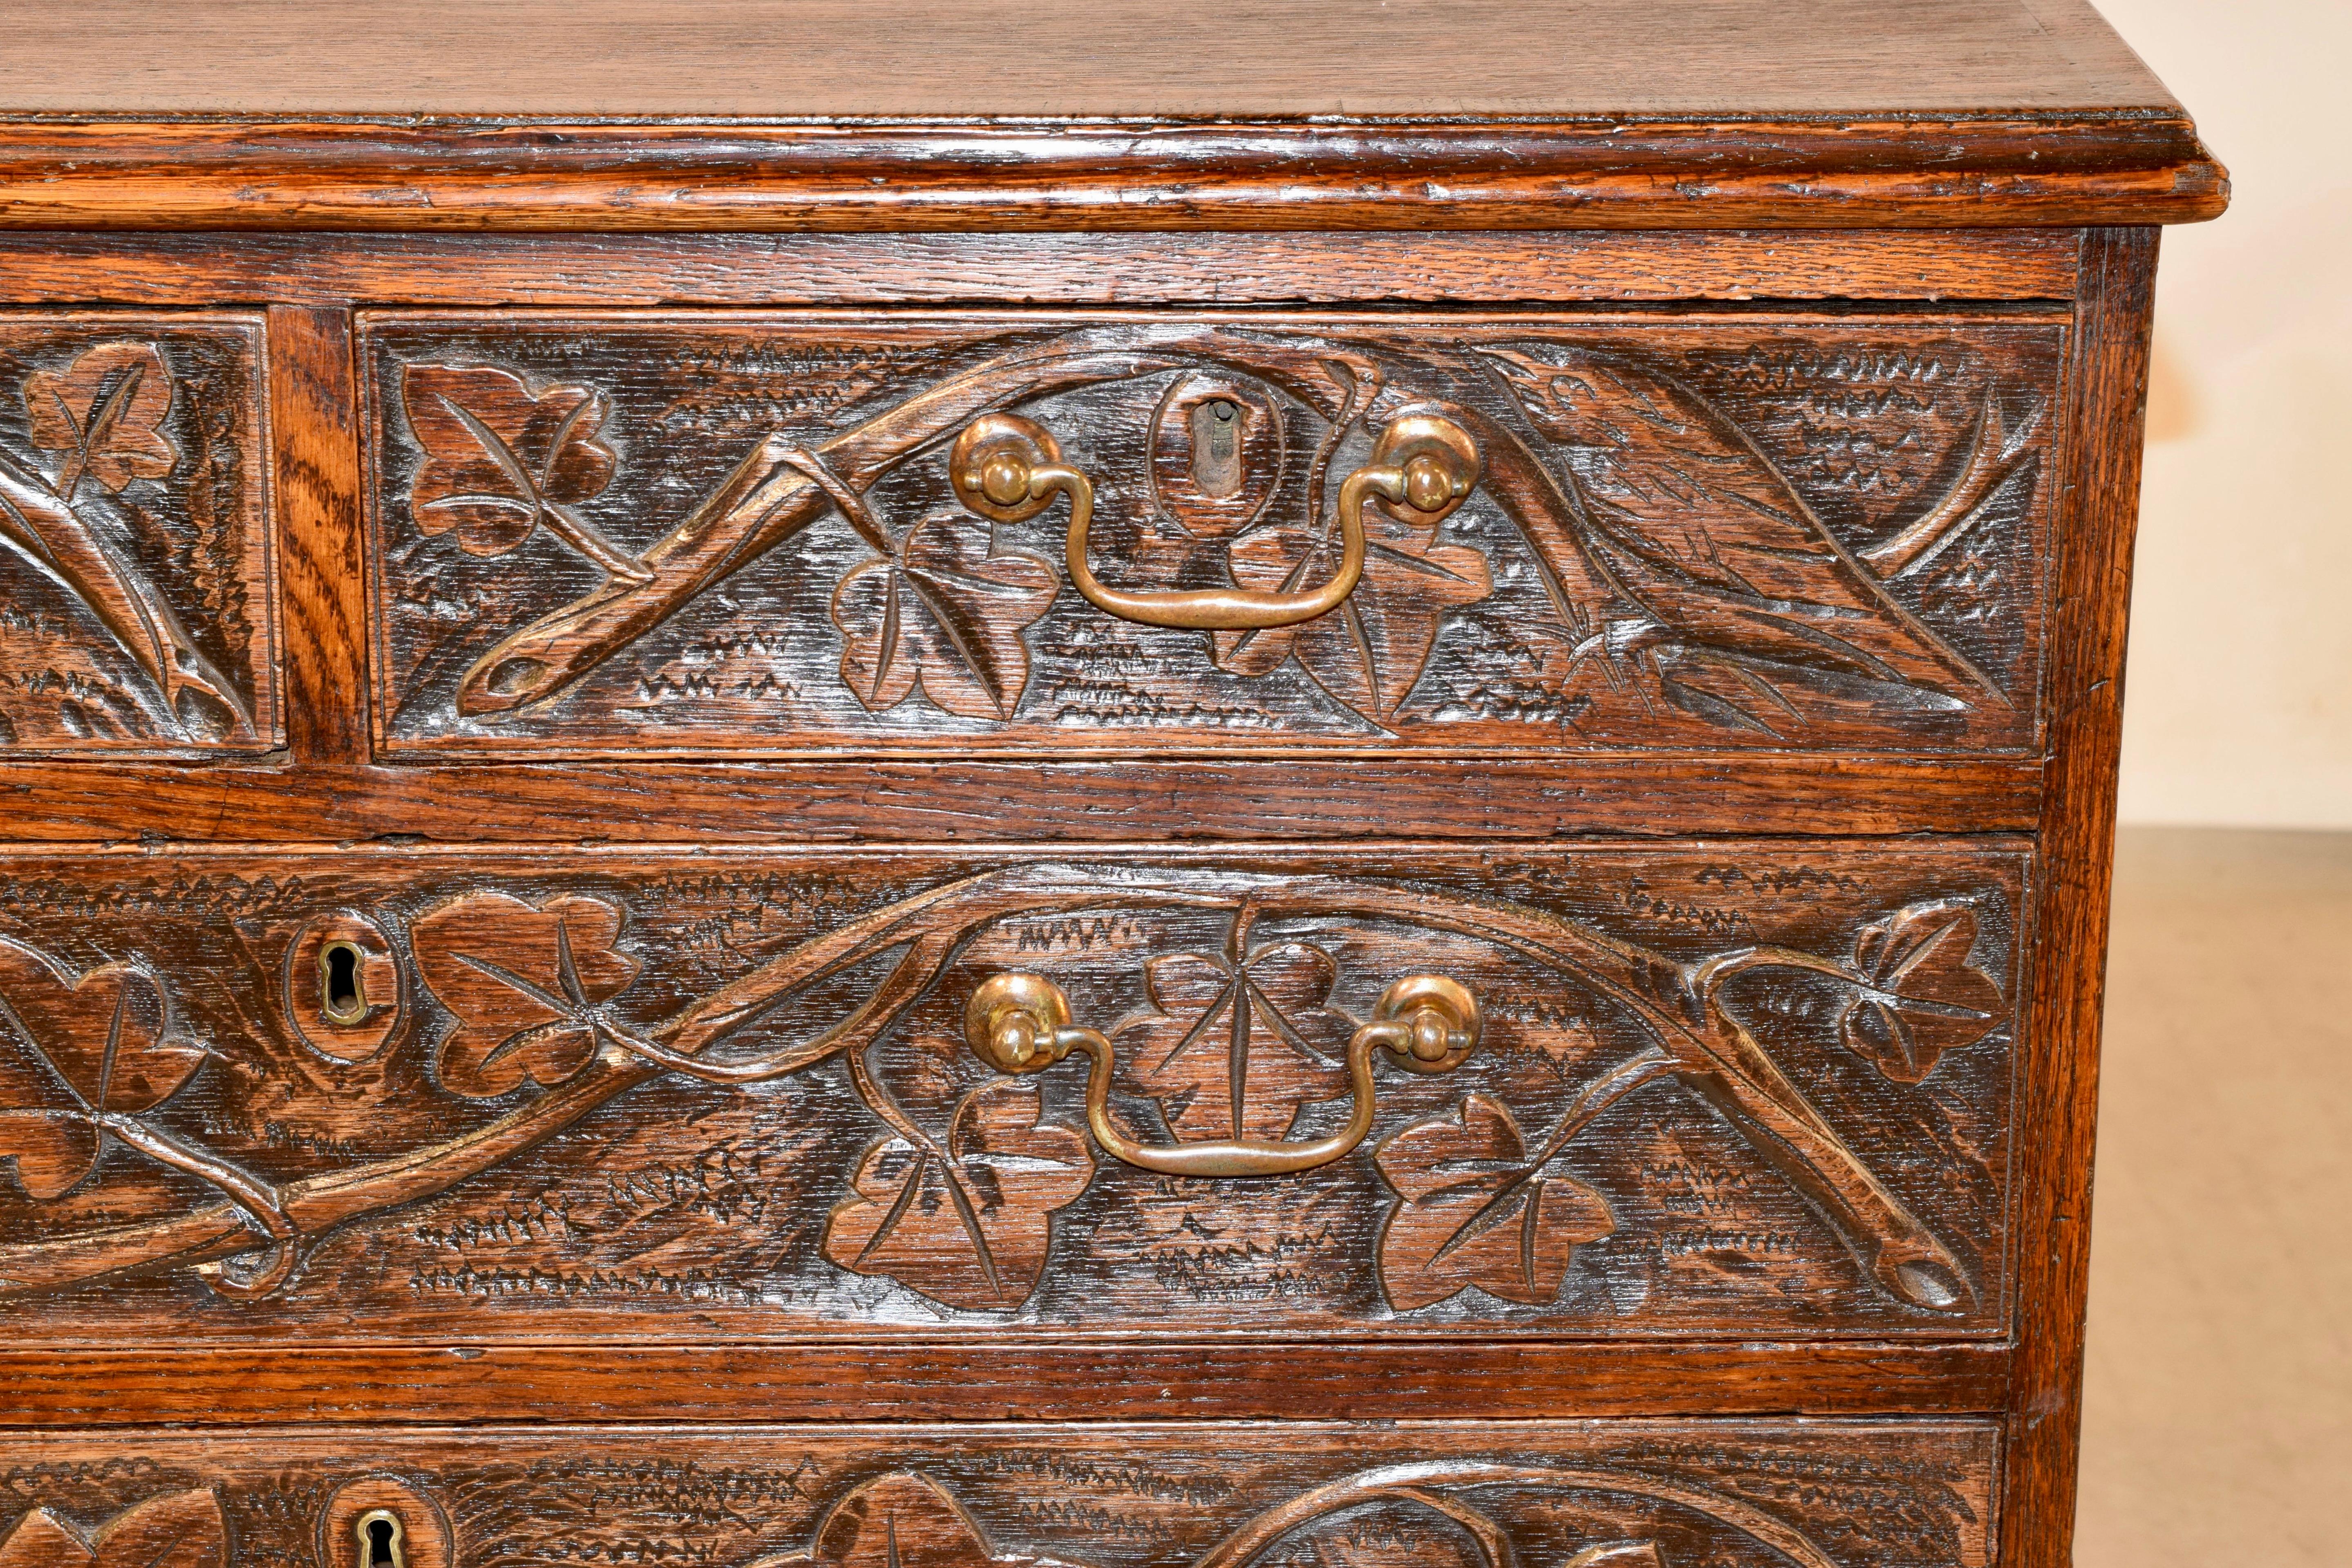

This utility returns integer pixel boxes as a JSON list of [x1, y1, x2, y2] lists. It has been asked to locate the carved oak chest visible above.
[[0, 7, 2221, 1568]]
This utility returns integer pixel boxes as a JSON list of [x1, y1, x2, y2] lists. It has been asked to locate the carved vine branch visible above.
[[0, 865, 1999, 1315]]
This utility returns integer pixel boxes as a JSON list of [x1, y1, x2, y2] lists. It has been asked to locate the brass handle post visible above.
[[965, 970, 1479, 1177]]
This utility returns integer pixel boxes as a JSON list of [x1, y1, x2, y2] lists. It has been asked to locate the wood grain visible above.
[[268, 306, 368, 764], [0, 843, 2023, 1344], [0, 0, 2180, 116], [0, 1341, 2008, 1426], [0, 757, 2046, 844], [1998, 226, 2160, 1568], [0, 117, 2226, 232], [0, 230, 2085, 308], [357, 311, 2063, 761], [0, 1421, 2002, 1568]]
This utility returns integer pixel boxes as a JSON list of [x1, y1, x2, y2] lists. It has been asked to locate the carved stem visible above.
[[452, 328, 1385, 715], [0, 865, 1959, 1310]]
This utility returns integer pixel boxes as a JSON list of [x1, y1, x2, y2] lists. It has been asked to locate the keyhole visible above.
[[1190, 398, 1243, 497], [356, 1511, 405, 1568], [320, 940, 367, 1026]]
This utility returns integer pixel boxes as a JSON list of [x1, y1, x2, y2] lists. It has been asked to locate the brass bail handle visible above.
[[951, 411, 1481, 632], [964, 970, 1481, 1178]]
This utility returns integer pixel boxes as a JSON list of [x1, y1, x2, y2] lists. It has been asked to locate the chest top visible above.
[[0, 0, 2224, 231]]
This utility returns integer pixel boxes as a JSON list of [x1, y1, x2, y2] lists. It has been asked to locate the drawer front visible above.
[[0, 1421, 2001, 1568], [361, 311, 2059, 760], [0, 844, 2018, 1342], [0, 312, 276, 755]]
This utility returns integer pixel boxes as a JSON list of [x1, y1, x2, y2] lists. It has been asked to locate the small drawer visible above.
[[360, 309, 2061, 761], [0, 311, 277, 755], [0, 842, 2019, 1343], [0, 1420, 2002, 1568]]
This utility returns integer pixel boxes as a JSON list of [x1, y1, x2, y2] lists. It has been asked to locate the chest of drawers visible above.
[[0, 6, 2221, 1567]]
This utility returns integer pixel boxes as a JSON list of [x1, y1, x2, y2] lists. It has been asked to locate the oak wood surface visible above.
[[1995, 225, 2157, 1568], [0, 1421, 2003, 1568], [0, 758, 2047, 844], [0, 1341, 2009, 1426], [0, 842, 2023, 1344], [355, 309, 2062, 761], [0, 117, 2225, 232], [0, 0, 2180, 118], [0, 230, 2087, 308]]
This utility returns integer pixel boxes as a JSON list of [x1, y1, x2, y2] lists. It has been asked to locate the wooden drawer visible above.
[[0, 843, 2019, 1342], [0, 1420, 2002, 1568], [0, 311, 276, 756], [360, 311, 2061, 762]]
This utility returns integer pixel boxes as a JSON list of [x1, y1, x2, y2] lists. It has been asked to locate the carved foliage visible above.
[[1116, 938, 1353, 1145], [1837, 902, 2006, 1083], [365, 317, 2053, 756], [410, 890, 641, 1098], [0, 938, 198, 1198], [825, 1081, 1097, 1312], [0, 1491, 226, 1568], [0, 320, 273, 751], [1375, 1093, 1616, 1312], [0, 1423, 2003, 1568], [831, 509, 1062, 721], [0, 849, 2018, 1335]]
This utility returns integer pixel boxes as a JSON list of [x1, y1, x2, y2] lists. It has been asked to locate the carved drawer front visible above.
[[361, 311, 2059, 760], [0, 312, 277, 754], [0, 843, 2021, 1342], [0, 1420, 2002, 1568]]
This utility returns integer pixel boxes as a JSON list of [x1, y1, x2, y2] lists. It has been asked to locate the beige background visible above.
[[2080, 12, 2348, 1565], [2105, 0, 2352, 828]]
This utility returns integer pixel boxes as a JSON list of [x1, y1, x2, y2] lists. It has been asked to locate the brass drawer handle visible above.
[[952, 410, 1480, 631], [965, 969, 1479, 1176]]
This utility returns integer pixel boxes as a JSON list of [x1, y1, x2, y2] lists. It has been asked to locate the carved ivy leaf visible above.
[[1117, 941, 1353, 1145], [0, 937, 199, 1200], [831, 510, 1061, 721], [411, 891, 641, 1099], [1483, 345, 2003, 717], [1375, 1092, 1615, 1311], [824, 1080, 1095, 1313], [23, 341, 179, 497], [401, 362, 639, 573], [1213, 514, 1492, 728], [761, 1471, 1092, 1568], [0, 1488, 228, 1568], [1838, 901, 2004, 1083]]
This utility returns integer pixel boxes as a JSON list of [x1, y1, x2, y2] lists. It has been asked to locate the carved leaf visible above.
[[824, 1080, 1095, 1312], [0, 938, 198, 1199], [0, 1489, 227, 1568], [831, 511, 1061, 721], [402, 362, 618, 556], [23, 342, 178, 497], [411, 891, 641, 1098], [1838, 901, 2004, 1083], [1214, 515, 1492, 727], [1116, 941, 1353, 1145], [1485, 345, 2000, 716], [1375, 1092, 1615, 1311], [768, 1471, 1090, 1568]]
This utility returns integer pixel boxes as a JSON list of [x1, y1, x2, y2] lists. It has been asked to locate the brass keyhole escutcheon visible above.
[[320, 939, 368, 1026], [356, 1510, 406, 1568], [1191, 397, 1243, 497]]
